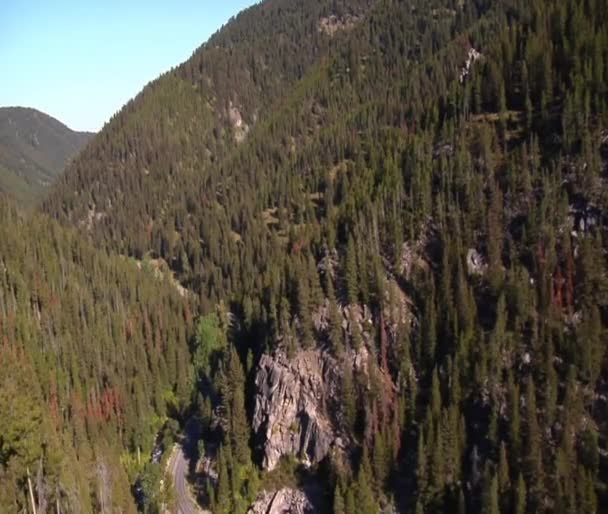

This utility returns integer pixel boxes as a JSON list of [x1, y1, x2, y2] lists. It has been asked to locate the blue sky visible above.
[[0, 1, 256, 132]]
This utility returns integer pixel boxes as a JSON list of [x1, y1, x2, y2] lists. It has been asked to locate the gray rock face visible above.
[[252, 279, 410, 472], [252, 348, 343, 471], [247, 488, 314, 514]]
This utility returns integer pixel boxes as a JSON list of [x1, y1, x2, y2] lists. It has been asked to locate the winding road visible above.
[[167, 444, 205, 514]]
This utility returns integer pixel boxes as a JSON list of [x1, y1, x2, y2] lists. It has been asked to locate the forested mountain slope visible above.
[[37, 0, 608, 513], [44, 0, 377, 260], [0, 107, 93, 205], [0, 197, 194, 512]]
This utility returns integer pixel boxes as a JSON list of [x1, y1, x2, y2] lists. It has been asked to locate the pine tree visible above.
[[345, 234, 359, 305], [514, 473, 526, 514], [416, 431, 428, 504], [498, 442, 511, 512], [373, 430, 389, 491], [356, 448, 379, 514], [487, 179, 504, 292], [327, 271, 344, 355], [345, 485, 356, 514], [308, 254, 323, 307], [215, 446, 232, 514], [333, 482, 345, 514], [525, 376, 543, 510], [481, 472, 500, 514], [342, 362, 357, 433], [508, 372, 521, 463], [422, 289, 437, 366], [225, 347, 250, 466], [297, 262, 314, 348], [431, 368, 442, 418]]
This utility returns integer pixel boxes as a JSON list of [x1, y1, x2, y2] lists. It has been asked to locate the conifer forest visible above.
[[1, 0, 608, 512]]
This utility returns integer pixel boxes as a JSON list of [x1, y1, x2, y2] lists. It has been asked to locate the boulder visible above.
[[247, 488, 314, 514]]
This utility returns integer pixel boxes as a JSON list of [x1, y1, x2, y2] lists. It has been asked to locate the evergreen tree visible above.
[[525, 376, 544, 510], [481, 472, 500, 514], [356, 448, 379, 514], [514, 473, 527, 514], [333, 482, 345, 514], [225, 347, 251, 467], [345, 234, 359, 305]]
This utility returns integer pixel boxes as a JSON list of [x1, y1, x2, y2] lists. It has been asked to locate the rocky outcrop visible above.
[[252, 341, 398, 471], [459, 47, 482, 83], [228, 100, 249, 143], [252, 280, 410, 471], [317, 14, 359, 36], [466, 248, 487, 276], [247, 488, 314, 514], [252, 348, 344, 471]]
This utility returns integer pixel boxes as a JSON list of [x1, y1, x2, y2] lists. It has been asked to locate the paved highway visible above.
[[167, 444, 205, 514]]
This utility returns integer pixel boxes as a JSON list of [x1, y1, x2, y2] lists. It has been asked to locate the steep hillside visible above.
[[44, 0, 376, 258], [0, 197, 194, 512], [0, 107, 93, 205], [40, 0, 608, 513]]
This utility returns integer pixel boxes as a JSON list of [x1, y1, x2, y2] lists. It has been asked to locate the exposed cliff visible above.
[[252, 348, 344, 471], [252, 280, 410, 471]]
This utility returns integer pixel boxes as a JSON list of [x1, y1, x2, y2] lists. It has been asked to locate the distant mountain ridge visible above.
[[0, 106, 93, 204]]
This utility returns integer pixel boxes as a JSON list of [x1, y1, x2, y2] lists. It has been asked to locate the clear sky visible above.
[[0, 1, 257, 132]]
